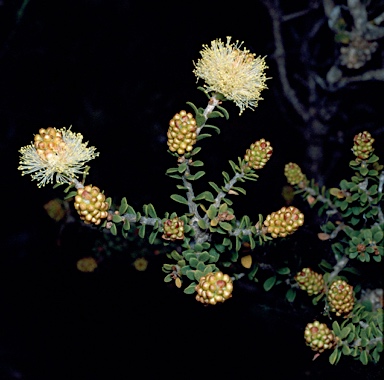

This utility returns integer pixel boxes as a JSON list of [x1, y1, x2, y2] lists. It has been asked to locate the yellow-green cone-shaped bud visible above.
[[284, 162, 307, 186], [167, 110, 197, 155], [263, 206, 304, 238], [33, 127, 66, 160], [195, 271, 233, 305], [304, 321, 337, 353], [327, 279, 355, 317], [244, 138, 273, 170], [352, 131, 375, 161], [162, 216, 184, 241], [74, 185, 109, 225], [295, 268, 325, 296]]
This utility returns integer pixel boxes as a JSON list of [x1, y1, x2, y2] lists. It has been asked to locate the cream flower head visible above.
[[18, 126, 99, 187], [193, 36, 269, 115]]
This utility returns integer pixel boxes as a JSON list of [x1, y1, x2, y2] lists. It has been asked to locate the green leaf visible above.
[[170, 194, 189, 205], [186, 270, 195, 280], [191, 147, 202, 156], [209, 181, 222, 194], [231, 186, 246, 195], [178, 163, 187, 173], [166, 167, 179, 174], [340, 326, 351, 339], [332, 321, 341, 336], [195, 110, 206, 128], [203, 124, 221, 134], [329, 348, 339, 365], [191, 160, 204, 167], [167, 174, 182, 179], [216, 104, 229, 119], [127, 205, 135, 215], [138, 224, 146, 238], [123, 219, 130, 231], [110, 223, 117, 236], [228, 160, 240, 174], [207, 204, 218, 220], [249, 235, 255, 250], [360, 167, 369, 176], [359, 350, 368, 365], [64, 190, 78, 200], [183, 282, 197, 294], [319, 259, 334, 270], [219, 222, 232, 232], [188, 171, 205, 181], [118, 197, 128, 214], [196, 262, 205, 272], [112, 214, 123, 223], [147, 203, 157, 218], [263, 276, 276, 291], [346, 332, 355, 344], [194, 270, 204, 281], [285, 288, 296, 303], [222, 197, 233, 205], [222, 171, 230, 182], [198, 252, 210, 262], [196, 133, 212, 141], [186, 101, 198, 114], [203, 265, 214, 275], [189, 257, 199, 268], [148, 230, 158, 244], [208, 110, 224, 118], [276, 267, 290, 275], [372, 347, 381, 362], [208, 250, 220, 263], [164, 274, 173, 283], [373, 229, 383, 243], [197, 219, 208, 230], [235, 237, 241, 252]]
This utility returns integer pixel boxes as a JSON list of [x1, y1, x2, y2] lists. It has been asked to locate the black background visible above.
[[0, 1, 383, 379]]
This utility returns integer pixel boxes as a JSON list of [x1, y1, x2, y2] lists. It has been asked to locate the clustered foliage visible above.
[[18, 37, 382, 367]]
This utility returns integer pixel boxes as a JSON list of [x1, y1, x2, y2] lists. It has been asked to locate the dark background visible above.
[[0, 1, 383, 379]]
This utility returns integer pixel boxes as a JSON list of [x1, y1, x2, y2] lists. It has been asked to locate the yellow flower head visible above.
[[133, 257, 148, 272], [18, 126, 99, 187], [76, 257, 98, 273], [193, 36, 269, 115]]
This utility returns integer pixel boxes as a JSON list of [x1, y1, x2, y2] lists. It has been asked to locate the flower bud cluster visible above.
[[162, 217, 184, 241], [352, 131, 375, 161], [33, 127, 66, 160], [340, 34, 378, 70], [244, 138, 273, 170], [327, 279, 355, 317], [195, 271, 233, 305], [167, 110, 197, 155], [263, 206, 304, 238], [74, 185, 109, 225], [76, 257, 98, 272], [284, 162, 307, 186], [304, 321, 337, 353], [294, 268, 325, 296]]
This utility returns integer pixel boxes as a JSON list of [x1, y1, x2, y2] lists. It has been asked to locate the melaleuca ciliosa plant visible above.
[[18, 36, 306, 308], [285, 131, 383, 365]]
